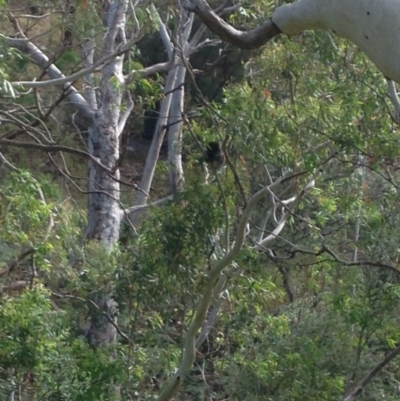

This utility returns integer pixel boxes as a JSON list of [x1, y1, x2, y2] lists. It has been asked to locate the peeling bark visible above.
[[85, 115, 123, 248], [82, 1, 129, 365], [86, 296, 118, 347], [8, 1, 129, 369], [84, 1, 127, 247]]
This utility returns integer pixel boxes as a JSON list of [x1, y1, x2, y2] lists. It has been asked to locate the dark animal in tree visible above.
[[205, 142, 225, 170], [29, 5, 42, 15]]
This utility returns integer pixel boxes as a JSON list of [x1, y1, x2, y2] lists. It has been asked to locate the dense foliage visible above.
[[2, 1, 400, 400]]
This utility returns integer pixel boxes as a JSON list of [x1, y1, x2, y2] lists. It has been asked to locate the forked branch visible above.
[[156, 170, 293, 401], [183, 0, 281, 49]]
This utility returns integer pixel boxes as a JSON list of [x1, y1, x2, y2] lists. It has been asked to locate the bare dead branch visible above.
[[126, 195, 173, 217], [321, 245, 400, 276], [2, 280, 30, 291], [46, 153, 123, 204], [3, 87, 71, 139], [0, 153, 20, 172]]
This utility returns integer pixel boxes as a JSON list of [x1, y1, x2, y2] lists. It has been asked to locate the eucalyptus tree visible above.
[[130, 4, 227, 222], [4, 0, 155, 246], [4, 1, 400, 400], [1, 1, 264, 393], [2, 0, 172, 352], [181, 1, 400, 399], [184, 0, 400, 120]]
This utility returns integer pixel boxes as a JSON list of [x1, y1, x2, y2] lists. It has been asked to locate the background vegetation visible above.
[[1, 0, 400, 400]]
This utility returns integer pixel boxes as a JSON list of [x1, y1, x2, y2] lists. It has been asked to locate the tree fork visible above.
[[185, 0, 400, 84]]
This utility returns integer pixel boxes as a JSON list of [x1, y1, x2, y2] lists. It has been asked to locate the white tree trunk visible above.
[[131, 68, 178, 224], [86, 115, 123, 249], [168, 65, 187, 194]]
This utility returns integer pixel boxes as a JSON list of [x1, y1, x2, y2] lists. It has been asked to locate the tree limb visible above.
[[321, 245, 400, 276], [183, 0, 281, 49], [0, 139, 114, 174], [0, 248, 36, 277], [6, 37, 92, 119], [0, 153, 19, 172], [156, 170, 293, 401], [344, 343, 400, 401]]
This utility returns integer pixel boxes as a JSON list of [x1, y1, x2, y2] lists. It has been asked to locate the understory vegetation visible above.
[[1, 1, 400, 400]]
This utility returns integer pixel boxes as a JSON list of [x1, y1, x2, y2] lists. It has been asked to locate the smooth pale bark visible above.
[[132, 8, 216, 217], [86, 114, 123, 248], [7, 3, 130, 251], [166, 11, 194, 194], [157, 170, 295, 401], [272, 0, 400, 82], [84, 0, 127, 247], [7, 38, 93, 120], [82, 36, 98, 110], [83, 1, 129, 365], [185, 0, 400, 83], [131, 9, 191, 221], [8, 0, 130, 361], [168, 65, 186, 194], [130, 68, 178, 224]]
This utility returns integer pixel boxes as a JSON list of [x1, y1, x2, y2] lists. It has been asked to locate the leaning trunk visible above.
[[131, 67, 178, 225]]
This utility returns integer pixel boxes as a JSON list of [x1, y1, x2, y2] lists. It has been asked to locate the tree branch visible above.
[[343, 343, 400, 401], [0, 153, 19, 172], [321, 245, 400, 276], [6, 37, 92, 120], [156, 170, 293, 401], [0, 248, 36, 277], [183, 0, 281, 49], [0, 139, 114, 174], [125, 60, 176, 83]]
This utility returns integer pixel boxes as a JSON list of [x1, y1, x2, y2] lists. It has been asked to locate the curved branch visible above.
[[183, 0, 281, 49], [9, 51, 108, 89], [125, 60, 176, 83], [321, 245, 400, 276], [0, 248, 35, 277], [9, 40, 133, 89], [7, 12, 145, 92], [185, 0, 400, 84]]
